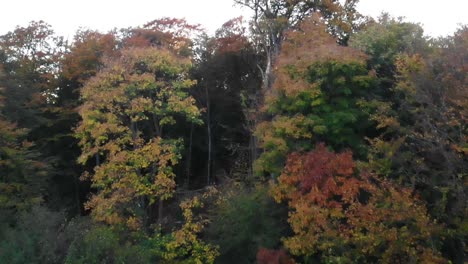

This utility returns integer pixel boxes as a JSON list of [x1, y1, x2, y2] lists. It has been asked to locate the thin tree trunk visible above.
[[95, 153, 100, 166], [73, 173, 81, 215], [152, 113, 162, 137], [205, 86, 212, 185], [186, 122, 194, 188], [131, 121, 150, 227], [158, 199, 163, 226], [263, 50, 272, 90], [248, 134, 255, 178]]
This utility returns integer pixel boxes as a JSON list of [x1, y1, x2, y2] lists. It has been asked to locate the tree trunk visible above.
[[152, 113, 162, 137], [158, 199, 163, 226], [185, 122, 194, 188], [73, 173, 81, 215], [205, 86, 212, 185], [95, 153, 100, 166]]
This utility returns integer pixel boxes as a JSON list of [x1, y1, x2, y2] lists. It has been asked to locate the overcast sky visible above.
[[0, 0, 467, 39]]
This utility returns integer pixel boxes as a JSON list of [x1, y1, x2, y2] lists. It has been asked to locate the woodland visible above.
[[0, 0, 466, 263]]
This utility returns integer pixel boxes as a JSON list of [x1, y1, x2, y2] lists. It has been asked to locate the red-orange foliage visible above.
[[62, 30, 118, 83], [213, 17, 250, 54], [272, 143, 446, 263], [257, 248, 295, 264], [273, 143, 360, 211], [124, 17, 201, 55]]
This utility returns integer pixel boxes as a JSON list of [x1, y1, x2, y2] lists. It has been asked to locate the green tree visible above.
[[206, 185, 286, 263], [0, 21, 63, 128], [351, 18, 467, 262], [256, 16, 376, 176], [0, 68, 48, 224], [349, 14, 429, 94]]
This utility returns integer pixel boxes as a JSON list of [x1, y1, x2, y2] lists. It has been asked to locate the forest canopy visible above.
[[0, 1, 466, 263]]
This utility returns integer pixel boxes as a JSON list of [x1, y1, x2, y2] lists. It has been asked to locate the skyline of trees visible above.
[[0, 3, 466, 263]]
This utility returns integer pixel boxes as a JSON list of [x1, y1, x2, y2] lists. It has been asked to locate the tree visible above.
[[235, 0, 362, 90], [48, 29, 120, 213], [0, 20, 63, 128], [0, 36, 51, 223], [272, 144, 446, 263], [351, 19, 467, 262], [163, 191, 219, 263], [191, 17, 263, 183], [76, 47, 201, 229], [60, 30, 118, 105], [65, 192, 219, 264], [255, 16, 376, 176], [122, 17, 202, 58], [349, 14, 429, 93], [0, 85, 47, 224]]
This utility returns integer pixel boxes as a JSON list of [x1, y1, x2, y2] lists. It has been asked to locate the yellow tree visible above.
[[76, 47, 201, 229]]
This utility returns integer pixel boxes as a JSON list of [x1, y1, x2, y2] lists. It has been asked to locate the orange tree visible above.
[[271, 143, 446, 263]]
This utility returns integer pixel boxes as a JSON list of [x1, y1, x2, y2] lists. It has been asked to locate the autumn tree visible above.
[[122, 17, 202, 57], [256, 16, 376, 176], [372, 52, 466, 262], [161, 189, 219, 263], [44, 29, 121, 213], [235, 0, 362, 90], [272, 144, 446, 263], [65, 191, 218, 264], [348, 17, 467, 262], [257, 248, 295, 264], [60, 30, 118, 105], [76, 47, 201, 229]]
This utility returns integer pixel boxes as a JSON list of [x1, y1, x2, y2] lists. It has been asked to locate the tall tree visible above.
[[0, 20, 63, 128], [76, 47, 201, 229], [191, 17, 262, 183], [0, 69, 47, 224], [50, 30, 119, 213], [349, 14, 429, 93], [60, 30, 118, 106], [122, 17, 202, 57], [0, 21, 66, 213], [351, 19, 467, 262], [255, 16, 376, 176], [235, 0, 362, 91]]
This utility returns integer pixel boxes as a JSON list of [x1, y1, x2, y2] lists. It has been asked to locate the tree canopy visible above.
[[0, 6, 465, 264]]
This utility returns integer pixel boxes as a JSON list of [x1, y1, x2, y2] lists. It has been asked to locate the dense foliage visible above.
[[0, 2, 466, 263], [273, 144, 445, 263]]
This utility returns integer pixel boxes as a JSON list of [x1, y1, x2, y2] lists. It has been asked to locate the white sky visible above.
[[0, 0, 467, 40]]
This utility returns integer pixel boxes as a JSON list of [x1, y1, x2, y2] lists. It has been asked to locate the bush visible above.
[[0, 206, 70, 264], [206, 185, 287, 264]]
